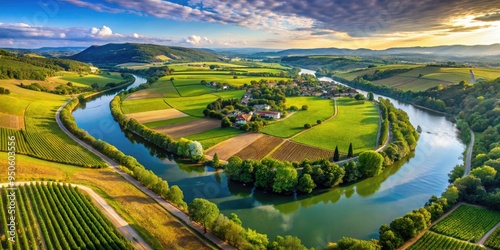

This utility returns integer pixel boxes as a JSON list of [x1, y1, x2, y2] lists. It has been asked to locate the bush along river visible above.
[[72, 73, 465, 248]]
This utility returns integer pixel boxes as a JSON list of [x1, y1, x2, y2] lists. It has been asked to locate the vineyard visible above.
[[431, 205, 500, 242], [408, 231, 485, 250], [271, 141, 333, 162], [0, 183, 132, 250], [486, 226, 500, 250], [233, 135, 284, 160], [0, 128, 32, 154]]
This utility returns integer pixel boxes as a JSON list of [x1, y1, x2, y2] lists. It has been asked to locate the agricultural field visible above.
[[127, 77, 180, 99], [0, 80, 105, 167], [408, 231, 485, 250], [262, 97, 335, 138], [121, 97, 171, 114], [270, 141, 333, 162], [165, 94, 220, 117], [336, 64, 422, 81], [185, 127, 245, 149], [154, 118, 220, 139], [176, 84, 214, 96], [0, 113, 24, 130], [51, 72, 125, 88], [0, 128, 32, 154], [125, 109, 187, 123], [431, 205, 500, 242], [0, 183, 131, 250], [233, 135, 284, 160], [144, 116, 199, 129], [293, 98, 379, 154], [485, 226, 500, 250], [206, 133, 264, 160], [0, 152, 209, 249]]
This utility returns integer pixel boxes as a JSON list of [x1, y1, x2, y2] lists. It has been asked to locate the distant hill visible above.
[[252, 44, 500, 58], [70, 43, 221, 65], [3, 47, 87, 57], [0, 49, 90, 80]]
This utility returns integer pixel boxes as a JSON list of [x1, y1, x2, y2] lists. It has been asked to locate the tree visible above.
[[347, 143, 353, 158], [354, 93, 366, 100], [298, 174, 316, 193], [304, 123, 311, 129], [212, 153, 220, 168], [152, 180, 169, 198], [358, 151, 384, 177], [326, 237, 380, 250], [269, 235, 308, 250], [166, 185, 187, 210], [221, 117, 232, 128], [441, 185, 459, 206], [272, 165, 298, 194], [317, 120, 322, 124], [301, 105, 309, 110], [189, 198, 220, 233], [470, 166, 497, 186], [343, 161, 361, 183], [333, 146, 340, 161], [225, 156, 243, 181], [246, 229, 269, 250], [367, 91, 374, 101], [189, 141, 204, 162], [229, 213, 242, 226], [448, 165, 465, 183], [91, 83, 99, 89], [170, 77, 175, 83]]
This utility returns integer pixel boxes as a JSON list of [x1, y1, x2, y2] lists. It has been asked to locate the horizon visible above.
[[1, 0, 500, 49]]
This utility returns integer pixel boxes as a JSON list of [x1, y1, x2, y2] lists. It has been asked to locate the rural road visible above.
[[463, 129, 475, 176], [56, 99, 235, 250], [0, 181, 151, 250]]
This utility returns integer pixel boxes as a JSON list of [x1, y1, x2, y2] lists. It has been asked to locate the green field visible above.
[[165, 94, 219, 117], [0, 80, 105, 167], [261, 97, 335, 138], [54, 72, 124, 88], [176, 85, 214, 96], [144, 116, 200, 128], [336, 64, 421, 81], [485, 225, 500, 250], [135, 77, 180, 98], [121, 97, 171, 114], [185, 127, 245, 149], [292, 98, 379, 153], [213, 90, 246, 99], [431, 205, 500, 242], [0, 183, 131, 250], [408, 231, 485, 250]]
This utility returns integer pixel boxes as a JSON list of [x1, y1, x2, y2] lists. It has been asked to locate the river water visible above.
[[72, 73, 465, 249]]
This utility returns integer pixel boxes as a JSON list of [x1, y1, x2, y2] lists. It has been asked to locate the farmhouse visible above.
[[256, 110, 281, 119], [254, 104, 270, 110], [235, 113, 252, 125]]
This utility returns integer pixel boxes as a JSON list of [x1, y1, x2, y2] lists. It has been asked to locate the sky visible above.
[[1, 0, 500, 49]]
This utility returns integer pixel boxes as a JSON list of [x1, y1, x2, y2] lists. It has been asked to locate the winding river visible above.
[[72, 73, 465, 249]]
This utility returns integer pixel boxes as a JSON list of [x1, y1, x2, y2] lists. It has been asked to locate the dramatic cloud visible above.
[[63, 0, 500, 38], [475, 13, 500, 22]]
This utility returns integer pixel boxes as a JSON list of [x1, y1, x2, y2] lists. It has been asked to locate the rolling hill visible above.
[[70, 43, 221, 65]]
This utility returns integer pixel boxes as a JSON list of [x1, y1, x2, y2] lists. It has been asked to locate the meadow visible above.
[[0, 80, 105, 167], [121, 97, 171, 114], [261, 97, 335, 138], [431, 205, 500, 242], [292, 98, 379, 154], [185, 127, 245, 149], [52, 72, 125, 88], [0, 183, 132, 249]]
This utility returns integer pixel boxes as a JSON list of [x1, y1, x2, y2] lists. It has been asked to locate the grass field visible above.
[[185, 127, 245, 149], [293, 98, 379, 154], [336, 64, 421, 81], [53, 72, 125, 88], [431, 205, 500, 242], [127, 77, 180, 99], [261, 97, 335, 138], [0, 183, 132, 249], [485, 225, 500, 250], [0, 80, 105, 167], [408, 231, 485, 250], [177, 85, 214, 96], [164, 91, 242, 117], [144, 116, 200, 128], [121, 97, 171, 114], [0, 152, 210, 250]]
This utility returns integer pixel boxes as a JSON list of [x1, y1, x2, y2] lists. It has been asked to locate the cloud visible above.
[[475, 13, 500, 22], [0, 22, 171, 46], [184, 35, 213, 45], [63, 0, 500, 39], [448, 25, 492, 33]]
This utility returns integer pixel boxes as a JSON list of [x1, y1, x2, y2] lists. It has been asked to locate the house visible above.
[[254, 104, 270, 110], [256, 110, 281, 119], [235, 113, 252, 125]]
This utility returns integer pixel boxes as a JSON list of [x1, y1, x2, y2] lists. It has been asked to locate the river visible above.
[[72, 73, 464, 249]]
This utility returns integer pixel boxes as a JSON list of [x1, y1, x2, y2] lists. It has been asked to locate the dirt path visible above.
[[477, 220, 500, 247], [1, 181, 151, 250], [56, 99, 235, 250]]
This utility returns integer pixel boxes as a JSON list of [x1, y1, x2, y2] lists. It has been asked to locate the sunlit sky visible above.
[[1, 0, 500, 49]]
